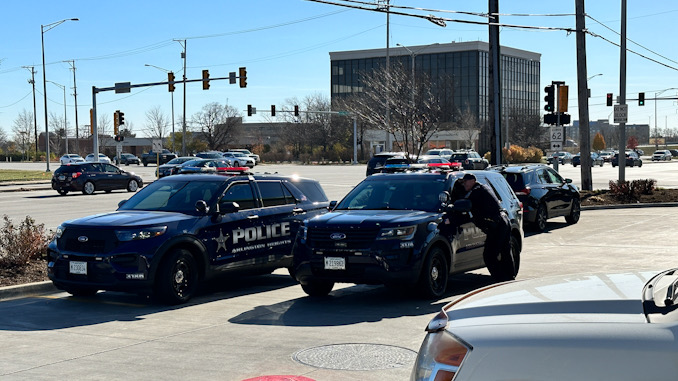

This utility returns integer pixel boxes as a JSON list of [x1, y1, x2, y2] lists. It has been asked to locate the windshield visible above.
[[335, 177, 445, 212], [118, 179, 224, 213]]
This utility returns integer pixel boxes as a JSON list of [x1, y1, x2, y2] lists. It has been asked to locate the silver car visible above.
[[223, 152, 255, 168], [412, 268, 678, 380]]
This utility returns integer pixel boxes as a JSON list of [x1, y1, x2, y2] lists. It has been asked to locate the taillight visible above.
[[411, 331, 470, 381], [71, 172, 82, 179], [515, 187, 530, 196]]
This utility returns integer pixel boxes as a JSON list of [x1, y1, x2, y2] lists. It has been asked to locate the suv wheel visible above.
[[533, 204, 548, 232], [417, 246, 448, 299], [155, 248, 199, 304], [565, 198, 581, 224], [301, 279, 334, 297], [57, 190, 68, 196], [143, 161, 148, 167], [82, 181, 95, 195]]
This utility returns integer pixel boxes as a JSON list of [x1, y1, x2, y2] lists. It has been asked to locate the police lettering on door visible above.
[[216, 222, 292, 254]]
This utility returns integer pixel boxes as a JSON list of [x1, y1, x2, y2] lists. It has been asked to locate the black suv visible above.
[[51, 162, 143, 196], [489, 164, 580, 232], [47, 173, 329, 304], [365, 152, 406, 176], [448, 151, 489, 170], [292, 170, 524, 298]]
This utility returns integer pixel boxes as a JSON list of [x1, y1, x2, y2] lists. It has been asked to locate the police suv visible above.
[[47, 172, 329, 304], [292, 170, 523, 298]]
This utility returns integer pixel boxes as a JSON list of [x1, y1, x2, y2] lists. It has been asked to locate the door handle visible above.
[[247, 215, 259, 220], [292, 208, 305, 214]]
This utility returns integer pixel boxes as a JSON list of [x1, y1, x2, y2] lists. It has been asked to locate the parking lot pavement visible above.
[[2, 206, 678, 380]]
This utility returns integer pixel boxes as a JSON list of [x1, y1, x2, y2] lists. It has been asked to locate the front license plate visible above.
[[324, 257, 345, 270], [69, 261, 87, 275]]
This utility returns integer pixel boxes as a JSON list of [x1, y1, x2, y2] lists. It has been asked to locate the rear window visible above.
[[500, 172, 525, 191], [289, 179, 328, 203]]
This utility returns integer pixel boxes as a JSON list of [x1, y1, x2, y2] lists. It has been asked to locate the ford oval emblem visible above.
[[78, 236, 89, 243], [330, 233, 346, 240]]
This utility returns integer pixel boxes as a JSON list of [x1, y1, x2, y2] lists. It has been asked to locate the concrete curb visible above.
[[581, 202, 678, 210], [0, 281, 58, 301]]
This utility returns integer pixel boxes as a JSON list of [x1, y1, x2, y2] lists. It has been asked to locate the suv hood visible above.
[[445, 270, 657, 327], [308, 209, 439, 228], [63, 211, 197, 228]]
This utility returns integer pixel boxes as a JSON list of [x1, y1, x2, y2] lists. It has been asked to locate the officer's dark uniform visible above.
[[463, 174, 515, 281]]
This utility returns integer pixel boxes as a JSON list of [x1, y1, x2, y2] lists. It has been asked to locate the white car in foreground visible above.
[[412, 268, 678, 380]]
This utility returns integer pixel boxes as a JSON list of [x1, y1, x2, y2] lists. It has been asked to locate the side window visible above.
[[258, 181, 293, 207], [480, 178, 503, 202], [537, 169, 551, 184], [220, 182, 256, 210], [545, 168, 564, 184], [103, 164, 118, 173]]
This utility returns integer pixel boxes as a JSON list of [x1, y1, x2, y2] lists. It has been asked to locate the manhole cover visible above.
[[293, 343, 417, 371]]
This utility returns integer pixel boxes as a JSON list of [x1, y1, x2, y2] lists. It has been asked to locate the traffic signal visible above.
[[639, 92, 645, 106], [113, 110, 119, 135], [168, 72, 175, 92], [239, 67, 247, 88], [294, 105, 299, 117], [247, 104, 253, 117], [606, 93, 613, 107], [544, 85, 555, 112], [202, 70, 210, 90], [114, 135, 125, 142], [271, 105, 275, 117], [118, 111, 125, 125], [557, 85, 569, 113]]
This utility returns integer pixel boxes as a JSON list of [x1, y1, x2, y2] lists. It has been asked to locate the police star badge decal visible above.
[[213, 229, 230, 252]]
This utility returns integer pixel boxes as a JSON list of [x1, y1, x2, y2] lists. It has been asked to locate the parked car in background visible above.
[[59, 154, 85, 165], [156, 156, 197, 178], [546, 151, 573, 165], [423, 148, 454, 160], [230, 148, 260, 164], [141, 149, 177, 166], [222, 152, 256, 168], [84, 153, 112, 164], [612, 152, 643, 167], [669, 149, 678, 157], [114, 153, 140, 166], [195, 151, 224, 159], [417, 156, 461, 171], [448, 151, 489, 170], [489, 164, 580, 232], [598, 150, 615, 162], [572, 152, 604, 167], [411, 267, 678, 381], [174, 159, 233, 174], [365, 152, 406, 176], [51, 162, 142, 196], [652, 149, 672, 161]]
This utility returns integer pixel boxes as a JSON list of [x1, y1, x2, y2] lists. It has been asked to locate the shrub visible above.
[[0, 215, 51, 268], [608, 179, 656, 201]]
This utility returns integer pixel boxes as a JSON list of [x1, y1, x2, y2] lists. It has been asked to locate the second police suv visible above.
[[47, 171, 329, 304], [292, 169, 524, 298]]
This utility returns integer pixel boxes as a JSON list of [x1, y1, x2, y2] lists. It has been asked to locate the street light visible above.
[[145, 64, 176, 150], [47, 80, 68, 155], [654, 88, 678, 150], [41, 17, 78, 171], [586, 73, 602, 98], [396, 43, 439, 106]]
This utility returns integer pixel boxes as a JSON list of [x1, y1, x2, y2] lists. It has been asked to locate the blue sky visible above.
[[1, 1, 677, 139]]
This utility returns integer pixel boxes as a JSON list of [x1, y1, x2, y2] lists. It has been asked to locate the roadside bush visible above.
[[502, 145, 544, 163], [609, 179, 657, 201], [0, 215, 51, 268]]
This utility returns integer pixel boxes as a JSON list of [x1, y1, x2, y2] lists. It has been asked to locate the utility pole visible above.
[[488, 0, 502, 165], [576, 0, 592, 190], [22, 66, 39, 159], [66, 60, 80, 155], [618, 0, 627, 182], [175, 39, 187, 156]]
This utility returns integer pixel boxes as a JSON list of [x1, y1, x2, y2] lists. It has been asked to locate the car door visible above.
[[445, 178, 486, 272], [543, 167, 574, 217], [101, 164, 126, 190]]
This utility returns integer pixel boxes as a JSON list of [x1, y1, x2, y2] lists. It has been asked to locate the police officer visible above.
[[461, 173, 516, 281]]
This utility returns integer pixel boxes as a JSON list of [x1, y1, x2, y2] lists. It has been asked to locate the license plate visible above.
[[58, 175, 66, 181], [324, 257, 345, 270], [69, 261, 87, 275]]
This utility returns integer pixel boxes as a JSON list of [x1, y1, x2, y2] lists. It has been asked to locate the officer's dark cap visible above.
[[462, 173, 476, 181]]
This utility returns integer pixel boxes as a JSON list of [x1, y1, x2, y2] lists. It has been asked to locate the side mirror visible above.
[[195, 200, 210, 214], [219, 201, 240, 214], [451, 198, 472, 213], [328, 200, 338, 210], [565, 178, 572, 184]]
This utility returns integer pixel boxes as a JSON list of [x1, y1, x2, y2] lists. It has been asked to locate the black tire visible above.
[[57, 189, 68, 196], [639, 161, 643, 167], [143, 161, 148, 167], [565, 198, 581, 224], [82, 181, 95, 195], [487, 235, 520, 282], [155, 248, 199, 304], [127, 179, 139, 192], [62, 285, 98, 297], [234, 161, 240, 167], [532, 204, 548, 232], [416, 246, 449, 299], [105, 190, 112, 193], [301, 279, 334, 297]]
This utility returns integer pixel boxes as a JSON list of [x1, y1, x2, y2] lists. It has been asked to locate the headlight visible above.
[[411, 331, 470, 381], [55, 225, 65, 239], [377, 225, 416, 240], [115, 226, 167, 241]]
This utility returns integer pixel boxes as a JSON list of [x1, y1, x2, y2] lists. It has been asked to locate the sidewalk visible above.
[[0, 180, 52, 193]]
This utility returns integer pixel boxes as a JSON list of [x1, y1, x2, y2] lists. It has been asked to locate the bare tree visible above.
[[506, 108, 543, 149], [145, 106, 169, 139], [457, 106, 480, 149], [49, 111, 67, 155], [12, 109, 35, 158], [97, 113, 112, 152], [191, 102, 242, 151]]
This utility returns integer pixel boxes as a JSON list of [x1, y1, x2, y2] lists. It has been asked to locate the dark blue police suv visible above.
[[292, 170, 524, 298], [47, 173, 329, 304]]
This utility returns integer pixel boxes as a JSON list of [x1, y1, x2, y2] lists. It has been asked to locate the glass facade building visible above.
[[330, 42, 541, 151]]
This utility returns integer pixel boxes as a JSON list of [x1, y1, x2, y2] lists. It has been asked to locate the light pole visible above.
[[145, 64, 175, 151], [47, 80, 68, 155], [41, 17, 78, 171], [654, 88, 678, 150], [586, 73, 602, 98]]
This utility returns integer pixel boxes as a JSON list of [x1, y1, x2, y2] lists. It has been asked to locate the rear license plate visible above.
[[324, 257, 345, 270], [58, 175, 66, 181], [69, 261, 87, 275]]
